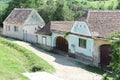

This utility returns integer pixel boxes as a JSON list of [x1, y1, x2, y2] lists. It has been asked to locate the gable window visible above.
[[14, 26, 18, 32], [79, 38, 87, 48], [42, 36, 46, 45], [6, 25, 10, 31]]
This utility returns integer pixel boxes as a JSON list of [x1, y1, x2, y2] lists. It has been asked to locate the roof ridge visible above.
[[51, 21, 75, 22], [88, 10, 120, 12]]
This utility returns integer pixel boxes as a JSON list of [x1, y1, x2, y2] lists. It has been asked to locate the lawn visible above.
[[0, 37, 55, 80]]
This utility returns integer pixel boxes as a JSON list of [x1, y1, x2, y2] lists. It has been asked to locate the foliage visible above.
[[107, 31, 120, 80], [38, 0, 56, 23], [0, 37, 55, 79], [52, 0, 65, 21], [117, 0, 120, 9], [64, 32, 69, 38], [0, 0, 45, 25], [0, 0, 119, 25]]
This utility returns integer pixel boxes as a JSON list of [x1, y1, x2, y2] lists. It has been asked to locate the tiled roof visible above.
[[37, 22, 52, 35], [38, 10, 120, 38], [80, 10, 120, 38], [4, 8, 33, 25], [37, 21, 75, 35], [51, 21, 75, 33]]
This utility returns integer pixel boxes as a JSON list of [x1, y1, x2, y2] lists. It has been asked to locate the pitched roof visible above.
[[37, 22, 52, 35], [37, 21, 75, 35], [51, 21, 75, 34], [80, 10, 120, 38], [3, 8, 33, 25]]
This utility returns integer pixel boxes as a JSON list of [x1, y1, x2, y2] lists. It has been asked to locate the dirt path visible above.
[[10, 39, 103, 80]]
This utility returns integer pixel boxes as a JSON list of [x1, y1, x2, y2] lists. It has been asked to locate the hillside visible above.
[[0, 37, 55, 80]]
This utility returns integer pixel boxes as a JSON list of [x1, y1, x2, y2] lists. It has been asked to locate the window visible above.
[[79, 38, 87, 48], [6, 25, 10, 31], [14, 26, 18, 32], [42, 36, 46, 45]]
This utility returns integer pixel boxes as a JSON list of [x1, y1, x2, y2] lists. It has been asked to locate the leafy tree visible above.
[[37, 0, 56, 23], [117, 0, 120, 9], [0, 0, 38, 25], [108, 31, 120, 80], [46, 0, 54, 6], [63, 5, 74, 20], [52, 0, 65, 21], [35, 0, 45, 8], [38, 5, 56, 23]]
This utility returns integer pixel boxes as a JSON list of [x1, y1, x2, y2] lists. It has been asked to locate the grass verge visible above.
[[0, 37, 55, 80]]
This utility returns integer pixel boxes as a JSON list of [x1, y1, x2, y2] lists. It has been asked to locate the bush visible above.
[[31, 65, 42, 72]]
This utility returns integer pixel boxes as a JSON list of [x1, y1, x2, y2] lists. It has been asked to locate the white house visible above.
[[37, 10, 120, 69], [3, 8, 45, 42]]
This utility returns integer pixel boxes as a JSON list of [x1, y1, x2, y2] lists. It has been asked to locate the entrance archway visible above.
[[100, 44, 111, 69], [56, 36, 68, 52]]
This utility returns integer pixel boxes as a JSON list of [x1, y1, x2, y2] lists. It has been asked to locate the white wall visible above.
[[38, 34, 52, 46], [23, 25, 39, 33], [3, 24, 23, 40], [71, 21, 91, 36], [51, 32, 94, 57]]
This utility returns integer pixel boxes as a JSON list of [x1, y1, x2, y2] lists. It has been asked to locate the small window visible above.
[[84, 25, 86, 28], [6, 25, 10, 31], [42, 36, 46, 45], [79, 38, 87, 48], [14, 26, 18, 32], [80, 25, 82, 27]]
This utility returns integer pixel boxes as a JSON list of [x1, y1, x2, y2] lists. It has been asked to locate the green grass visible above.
[[0, 37, 55, 80]]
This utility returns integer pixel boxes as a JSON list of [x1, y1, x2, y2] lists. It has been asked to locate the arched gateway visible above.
[[56, 36, 68, 52]]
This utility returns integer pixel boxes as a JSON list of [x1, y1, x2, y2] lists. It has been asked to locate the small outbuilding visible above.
[[3, 8, 45, 42]]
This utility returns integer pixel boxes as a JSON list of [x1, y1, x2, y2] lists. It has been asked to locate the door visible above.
[[23, 30, 27, 41], [42, 37, 46, 45], [56, 36, 68, 52], [100, 44, 111, 69]]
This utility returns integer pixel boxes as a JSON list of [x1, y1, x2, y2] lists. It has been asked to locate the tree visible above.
[[108, 31, 120, 80], [38, 5, 56, 23], [35, 0, 45, 8], [117, 0, 120, 9], [52, 0, 65, 21], [0, 0, 39, 25], [63, 5, 74, 20], [46, 0, 54, 6], [37, 0, 56, 23]]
